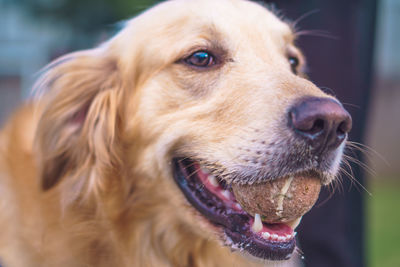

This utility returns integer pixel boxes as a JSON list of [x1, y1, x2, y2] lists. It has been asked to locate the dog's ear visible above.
[[35, 48, 124, 193]]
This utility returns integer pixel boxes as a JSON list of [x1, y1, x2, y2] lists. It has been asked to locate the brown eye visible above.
[[185, 51, 215, 68], [288, 56, 299, 74]]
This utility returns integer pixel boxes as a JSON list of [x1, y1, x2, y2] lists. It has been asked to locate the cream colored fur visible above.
[[0, 0, 337, 266]]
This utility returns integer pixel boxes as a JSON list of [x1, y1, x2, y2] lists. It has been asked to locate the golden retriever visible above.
[[0, 0, 352, 266]]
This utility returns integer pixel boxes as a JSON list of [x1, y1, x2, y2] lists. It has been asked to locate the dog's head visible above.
[[35, 0, 351, 262]]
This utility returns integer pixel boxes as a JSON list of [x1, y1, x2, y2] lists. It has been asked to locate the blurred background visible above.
[[0, 0, 399, 266]]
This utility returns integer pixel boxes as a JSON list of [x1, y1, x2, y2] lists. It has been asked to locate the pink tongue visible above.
[[265, 222, 293, 235], [196, 165, 243, 213], [250, 218, 293, 235]]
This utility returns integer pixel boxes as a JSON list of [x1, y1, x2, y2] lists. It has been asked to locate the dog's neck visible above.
[[53, 161, 271, 267]]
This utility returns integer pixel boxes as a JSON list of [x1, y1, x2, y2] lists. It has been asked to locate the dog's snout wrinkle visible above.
[[289, 97, 352, 152]]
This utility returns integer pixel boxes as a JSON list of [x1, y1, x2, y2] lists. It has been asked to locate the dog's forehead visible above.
[[114, 0, 295, 75], [128, 0, 292, 43]]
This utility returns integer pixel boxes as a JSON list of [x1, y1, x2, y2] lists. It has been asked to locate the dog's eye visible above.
[[288, 56, 299, 74], [185, 51, 215, 68]]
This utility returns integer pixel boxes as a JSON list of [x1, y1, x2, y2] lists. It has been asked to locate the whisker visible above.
[[339, 160, 353, 178], [319, 86, 336, 97], [346, 141, 389, 166], [186, 168, 203, 182], [341, 102, 361, 109], [343, 154, 376, 177], [294, 245, 305, 259], [177, 157, 191, 164], [290, 9, 320, 31], [295, 29, 338, 40], [334, 171, 345, 194], [339, 162, 372, 196], [316, 180, 340, 207]]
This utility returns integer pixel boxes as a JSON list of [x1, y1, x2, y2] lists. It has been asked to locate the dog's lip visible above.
[[172, 158, 302, 261]]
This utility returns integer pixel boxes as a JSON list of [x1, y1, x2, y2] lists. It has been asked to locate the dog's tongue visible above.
[[223, 212, 296, 260], [231, 174, 321, 223]]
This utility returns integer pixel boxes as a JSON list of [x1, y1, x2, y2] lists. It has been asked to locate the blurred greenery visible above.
[[11, 0, 160, 32], [368, 178, 400, 267]]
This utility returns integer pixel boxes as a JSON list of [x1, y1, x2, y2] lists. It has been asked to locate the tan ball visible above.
[[232, 175, 321, 223]]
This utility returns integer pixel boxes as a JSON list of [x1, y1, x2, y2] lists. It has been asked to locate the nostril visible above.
[[341, 116, 352, 133], [309, 119, 324, 135], [337, 121, 346, 137], [289, 110, 326, 137], [289, 97, 353, 151]]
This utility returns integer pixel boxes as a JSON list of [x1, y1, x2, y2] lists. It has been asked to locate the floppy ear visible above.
[[35, 47, 124, 195]]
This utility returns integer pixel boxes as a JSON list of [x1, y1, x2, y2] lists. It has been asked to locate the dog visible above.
[[0, 0, 352, 266]]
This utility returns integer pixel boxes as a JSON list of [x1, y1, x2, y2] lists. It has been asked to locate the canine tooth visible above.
[[262, 232, 271, 239], [286, 234, 292, 239], [201, 167, 210, 175], [221, 190, 231, 199], [252, 214, 263, 233], [235, 203, 242, 210], [208, 175, 219, 187], [294, 232, 297, 237]]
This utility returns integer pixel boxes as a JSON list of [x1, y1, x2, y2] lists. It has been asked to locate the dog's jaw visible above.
[[171, 158, 322, 261]]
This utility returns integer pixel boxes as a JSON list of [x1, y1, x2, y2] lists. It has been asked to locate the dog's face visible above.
[[113, 0, 351, 261], [36, 0, 351, 263]]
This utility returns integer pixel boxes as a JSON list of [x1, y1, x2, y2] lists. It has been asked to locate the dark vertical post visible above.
[[260, 0, 377, 266]]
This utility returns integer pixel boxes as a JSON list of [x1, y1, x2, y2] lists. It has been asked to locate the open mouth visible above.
[[173, 158, 305, 261]]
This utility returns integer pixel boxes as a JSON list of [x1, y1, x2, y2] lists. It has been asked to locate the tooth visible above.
[[235, 203, 242, 210], [208, 175, 219, 187], [201, 167, 210, 174], [271, 234, 278, 240], [294, 232, 297, 237], [221, 190, 231, 199], [278, 236, 285, 242], [262, 232, 271, 239], [252, 213, 263, 232], [286, 234, 292, 239]]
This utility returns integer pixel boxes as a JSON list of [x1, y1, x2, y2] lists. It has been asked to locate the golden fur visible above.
[[0, 0, 340, 266]]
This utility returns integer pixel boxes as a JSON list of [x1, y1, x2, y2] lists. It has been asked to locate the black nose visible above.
[[289, 97, 352, 151]]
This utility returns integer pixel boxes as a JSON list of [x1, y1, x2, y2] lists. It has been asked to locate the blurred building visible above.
[[366, 0, 400, 177], [0, 1, 89, 125]]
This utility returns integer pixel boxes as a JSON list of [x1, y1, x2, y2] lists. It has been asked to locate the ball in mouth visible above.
[[172, 158, 322, 261], [232, 173, 322, 224]]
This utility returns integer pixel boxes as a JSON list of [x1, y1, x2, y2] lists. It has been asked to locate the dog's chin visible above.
[[171, 157, 322, 261]]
